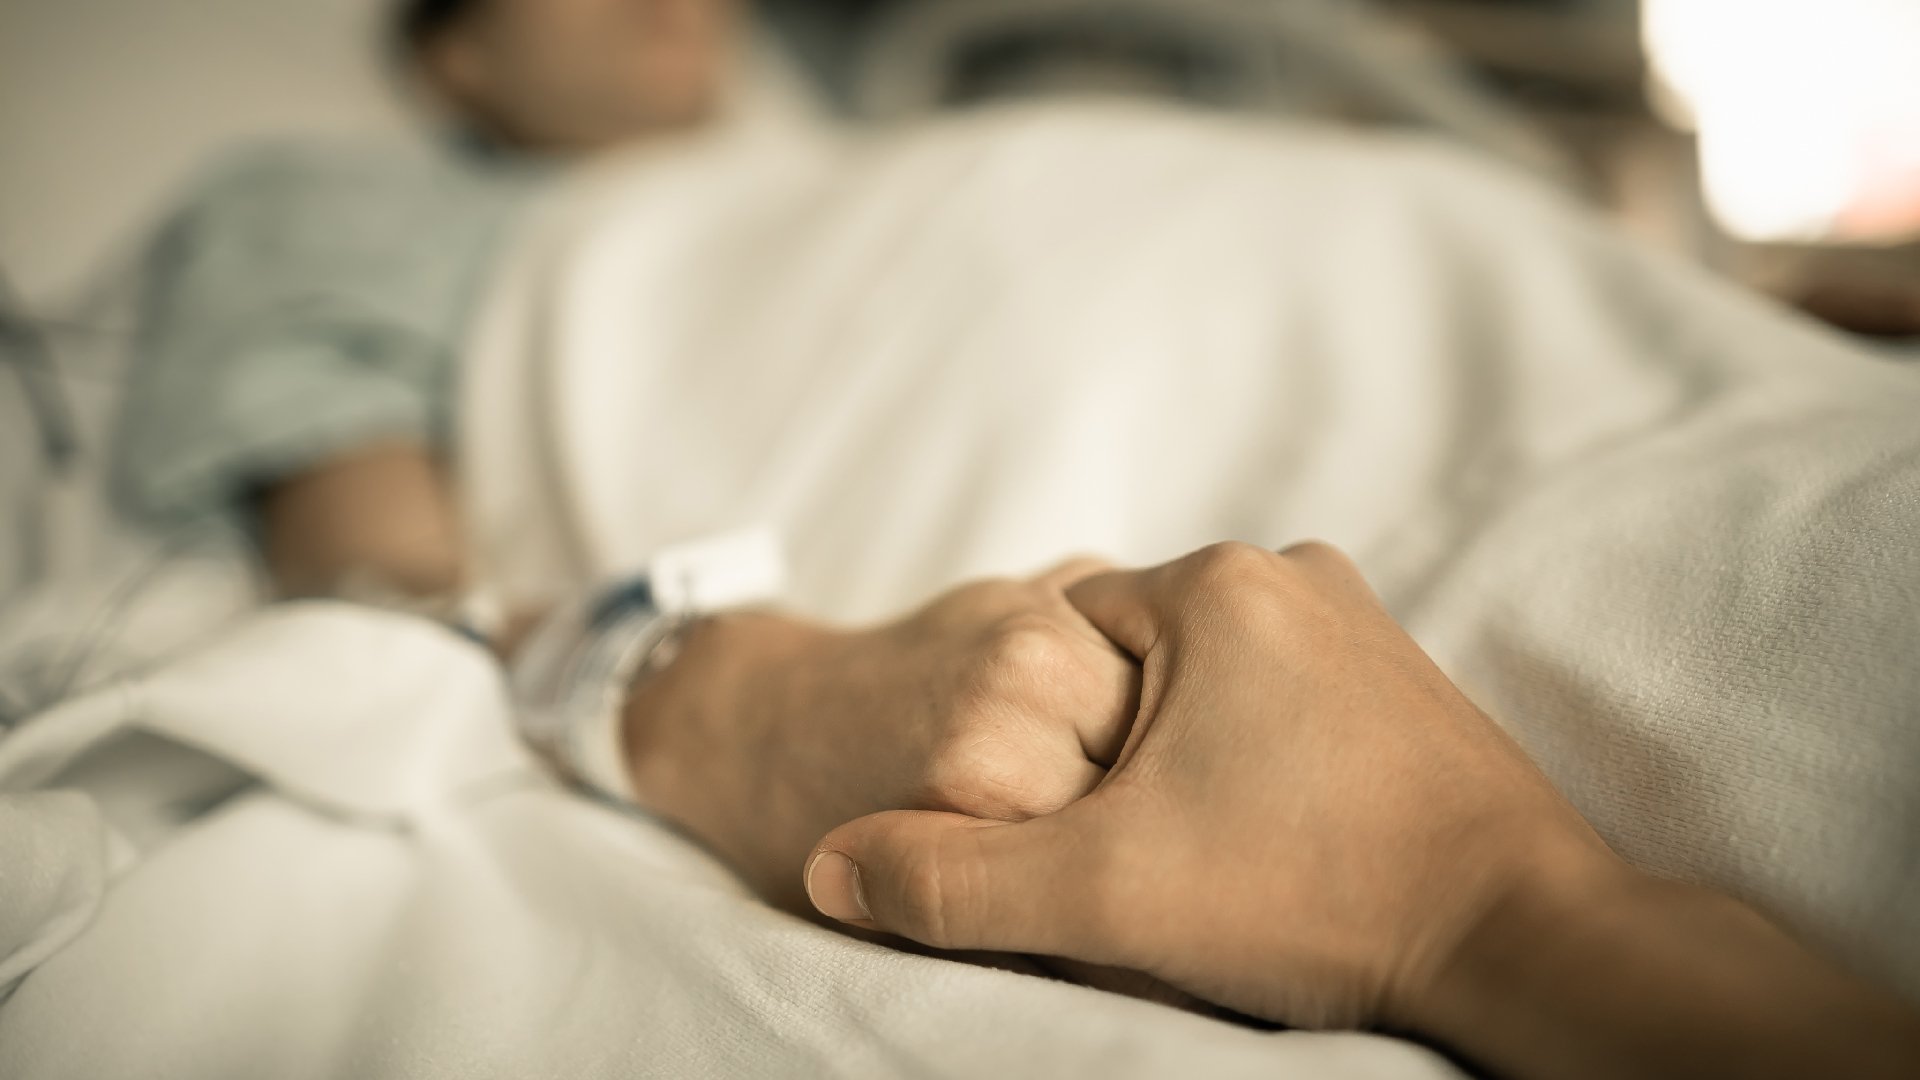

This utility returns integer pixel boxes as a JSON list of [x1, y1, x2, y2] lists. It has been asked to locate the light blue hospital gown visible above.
[[113, 139, 544, 521]]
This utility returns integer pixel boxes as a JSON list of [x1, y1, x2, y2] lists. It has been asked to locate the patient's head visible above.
[[397, 0, 736, 152]]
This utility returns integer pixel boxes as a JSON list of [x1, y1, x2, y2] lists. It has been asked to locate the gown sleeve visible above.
[[113, 140, 530, 521]]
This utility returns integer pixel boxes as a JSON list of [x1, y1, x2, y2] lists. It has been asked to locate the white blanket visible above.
[[5, 100, 1917, 1078]]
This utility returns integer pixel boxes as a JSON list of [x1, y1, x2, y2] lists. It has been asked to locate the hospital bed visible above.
[[4, 3, 1920, 1077]]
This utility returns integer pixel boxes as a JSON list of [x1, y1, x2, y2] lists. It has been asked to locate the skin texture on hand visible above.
[[621, 559, 1138, 914], [804, 541, 1599, 1028], [802, 542, 1920, 1079]]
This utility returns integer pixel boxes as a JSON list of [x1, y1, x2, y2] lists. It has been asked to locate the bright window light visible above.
[[1644, 0, 1920, 243]]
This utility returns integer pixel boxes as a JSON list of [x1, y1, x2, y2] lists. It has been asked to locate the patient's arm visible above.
[[258, 442, 551, 654], [254, 450, 1139, 920], [258, 441, 468, 602], [250, 448, 1136, 912]]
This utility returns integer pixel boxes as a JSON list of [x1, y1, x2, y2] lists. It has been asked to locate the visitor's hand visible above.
[[802, 541, 1920, 1079], [802, 541, 1616, 1030], [621, 559, 1137, 914]]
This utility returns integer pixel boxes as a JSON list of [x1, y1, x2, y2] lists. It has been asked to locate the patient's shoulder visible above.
[[183, 136, 439, 202], [151, 133, 533, 265]]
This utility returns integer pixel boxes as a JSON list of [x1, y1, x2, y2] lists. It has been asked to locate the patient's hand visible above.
[[619, 559, 1137, 913]]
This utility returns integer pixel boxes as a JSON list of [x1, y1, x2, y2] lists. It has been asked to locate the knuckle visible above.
[[1183, 541, 1278, 594], [1278, 537, 1338, 561], [921, 578, 1024, 630], [1038, 554, 1113, 586], [949, 577, 1025, 609], [1278, 538, 1354, 575], [1184, 542, 1285, 607], [1179, 543, 1301, 637], [1282, 540, 1380, 611], [970, 615, 1076, 697], [920, 733, 1052, 818], [920, 733, 999, 798]]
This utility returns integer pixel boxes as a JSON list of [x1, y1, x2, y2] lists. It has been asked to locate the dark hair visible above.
[[393, 0, 486, 58]]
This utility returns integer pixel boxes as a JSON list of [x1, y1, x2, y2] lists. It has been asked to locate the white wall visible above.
[[0, 0, 417, 307]]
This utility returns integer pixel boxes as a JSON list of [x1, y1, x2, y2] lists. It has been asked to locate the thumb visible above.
[[806, 809, 1110, 958]]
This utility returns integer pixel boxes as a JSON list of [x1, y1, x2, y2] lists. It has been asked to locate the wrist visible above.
[[1395, 831, 1643, 1040], [1403, 844, 1920, 1080], [619, 609, 828, 818]]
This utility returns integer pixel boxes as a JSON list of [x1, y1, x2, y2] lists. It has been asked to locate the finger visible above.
[[1075, 663, 1139, 769], [1032, 555, 1116, 593], [1030, 557, 1141, 766], [1063, 565, 1183, 771], [944, 754, 1106, 820], [1041, 755, 1110, 813], [1064, 566, 1170, 659], [1073, 543, 1370, 657], [806, 809, 1113, 961]]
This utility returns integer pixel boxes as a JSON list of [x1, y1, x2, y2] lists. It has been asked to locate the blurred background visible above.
[[2, 0, 1917, 334], [0, 0, 1914, 718]]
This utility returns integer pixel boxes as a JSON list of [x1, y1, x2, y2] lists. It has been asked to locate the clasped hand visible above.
[[626, 540, 1596, 1030], [622, 557, 1137, 915]]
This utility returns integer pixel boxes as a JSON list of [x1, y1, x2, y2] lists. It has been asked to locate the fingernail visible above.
[[806, 850, 870, 922]]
